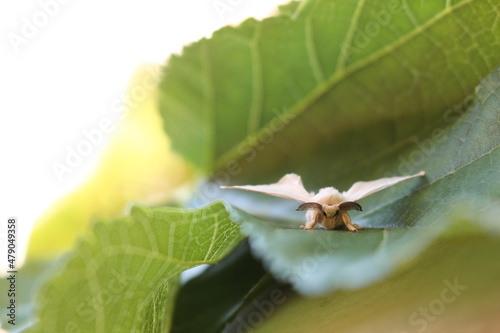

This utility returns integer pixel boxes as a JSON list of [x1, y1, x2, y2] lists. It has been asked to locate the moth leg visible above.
[[300, 221, 316, 230], [352, 223, 365, 230], [341, 213, 359, 232], [300, 210, 318, 230]]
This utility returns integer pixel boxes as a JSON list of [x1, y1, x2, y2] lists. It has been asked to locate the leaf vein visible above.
[[305, 16, 325, 83], [215, 0, 479, 170], [201, 40, 216, 169], [248, 23, 264, 134], [335, 0, 366, 72], [402, 0, 421, 27]]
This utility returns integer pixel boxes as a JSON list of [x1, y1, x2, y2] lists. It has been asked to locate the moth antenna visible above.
[[339, 201, 363, 212], [296, 202, 326, 216]]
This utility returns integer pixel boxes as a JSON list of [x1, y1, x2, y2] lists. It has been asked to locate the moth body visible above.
[[305, 188, 357, 229], [312, 187, 344, 205], [221, 171, 425, 231]]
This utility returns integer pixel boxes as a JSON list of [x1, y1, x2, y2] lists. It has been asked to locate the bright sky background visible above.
[[0, 0, 288, 268]]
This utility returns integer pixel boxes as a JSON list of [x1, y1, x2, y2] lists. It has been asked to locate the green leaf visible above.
[[159, 0, 500, 180], [248, 206, 500, 333], [26, 202, 244, 333], [171, 240, 269, 333], [223, 65, 500, 296], [275, 0, 301, 16]]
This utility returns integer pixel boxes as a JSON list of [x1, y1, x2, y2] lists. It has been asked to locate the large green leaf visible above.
[[25, 203, 244, 333], [247, 206, 500, 333], [222, 65, 500, 296], [159, 0, 500, 185]]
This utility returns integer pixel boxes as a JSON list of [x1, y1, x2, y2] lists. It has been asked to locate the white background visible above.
[[0, 0, 288, 267]]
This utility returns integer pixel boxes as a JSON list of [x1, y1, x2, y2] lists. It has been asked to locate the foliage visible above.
[[24, 203, 244, 332], [15, 0, 500, 332]]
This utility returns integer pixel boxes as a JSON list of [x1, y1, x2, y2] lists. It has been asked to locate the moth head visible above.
[[321, 203, 362, 217], [296, 201, 363, 217], [323, 205, 340, 218]]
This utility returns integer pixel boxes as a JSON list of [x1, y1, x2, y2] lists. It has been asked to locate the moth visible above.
[[221, 171, 425, 231]]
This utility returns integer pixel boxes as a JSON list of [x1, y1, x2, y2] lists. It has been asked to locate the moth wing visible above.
[[221, 173, 314, 203], [342, 171, 425, 202]]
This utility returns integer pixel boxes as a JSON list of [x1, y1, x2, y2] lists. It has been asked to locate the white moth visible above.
[[221, 171, 425, 231]]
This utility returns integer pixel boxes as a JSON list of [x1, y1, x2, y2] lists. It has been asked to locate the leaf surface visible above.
[[224, 65, 500, 296], [248, 206, 500, 333], [159, 0, 500, 186], [26, 203, 244, 332]]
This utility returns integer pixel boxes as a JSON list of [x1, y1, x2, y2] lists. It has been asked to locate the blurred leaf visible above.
[[249, 205, 500, 333], [171, 240, 269, 333], [159, 0, 500, 186], [27, 64, 193, 259], [275, 0, 300, 16], [26, 202, 244, 332], [224, 65, 500, 296]]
